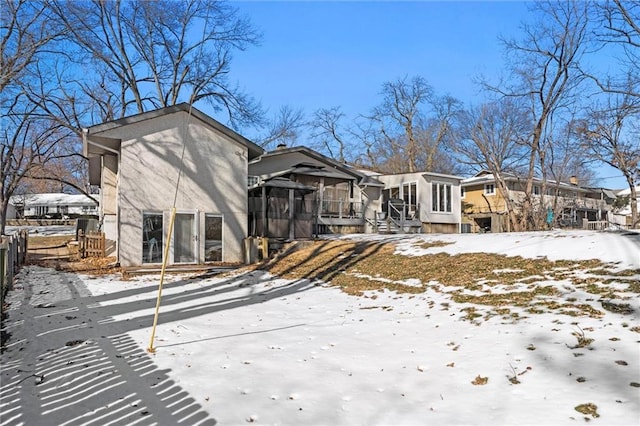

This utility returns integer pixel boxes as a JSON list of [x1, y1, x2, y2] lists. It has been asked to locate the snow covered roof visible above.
[[10, 193, 97, 206], [615, 186, 640, 197]]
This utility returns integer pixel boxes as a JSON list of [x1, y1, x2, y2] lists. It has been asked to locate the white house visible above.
[[609, 186, 640, 228], [376, 172, 463, 233], [83, 103, 264, 267], [10, 193, 98, 219]]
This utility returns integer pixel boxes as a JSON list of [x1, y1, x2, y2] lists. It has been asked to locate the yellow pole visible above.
[[147, 207, 177, 353]]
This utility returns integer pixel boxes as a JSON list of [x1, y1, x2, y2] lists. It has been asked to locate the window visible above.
[[142, 212, 163, 263], [484, 183, 495, 195], [402, 182, 418, 214], [247, 176, 259, 187], [205, 215, 223, 262], [460, 186, 466, 199], [533, 185, 540, 195], [432, 182, 452, 213]]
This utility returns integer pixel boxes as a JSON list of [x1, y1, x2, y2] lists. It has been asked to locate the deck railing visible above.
[[318, 199, 364, 219]]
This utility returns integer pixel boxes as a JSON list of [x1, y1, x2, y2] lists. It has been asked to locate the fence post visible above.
[[78, 229, 85, 258], [1, 239, 8, 322]]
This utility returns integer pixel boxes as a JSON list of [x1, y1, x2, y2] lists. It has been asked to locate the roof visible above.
[[83, 103, 264, 160], [461, 171, 603, 193], [10, 193, 97, 206], [249, 177, 315, 193], [616, 186, 640, 197], [251, 146, 384, 186]]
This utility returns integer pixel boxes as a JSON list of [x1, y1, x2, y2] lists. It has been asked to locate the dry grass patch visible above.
[[418, 240, 455, 249], [263, 239, 637, 319], [27, 235, 75, 248]]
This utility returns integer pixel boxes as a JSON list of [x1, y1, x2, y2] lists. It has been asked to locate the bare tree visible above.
[[454, 99, 531, 231], [590, 0, 640, 97], [370, 76, 433, 173], [309, 107, 349, 162], [1, 0, 68, 234], [1, 0, 62, 93], [255, 105, 305, 149], [49, 0, 262, 127], [486, 0, 590, 230], [576, 93, 640, 227], [1, 96, 78, 232], [366, 76, 460, 174]]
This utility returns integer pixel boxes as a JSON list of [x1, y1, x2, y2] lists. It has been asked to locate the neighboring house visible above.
[[83, 103, 263, 267], [248, 145, 383, 236], [10, 193, 98, 219], [609, 186, 640, 228], [248, 145, 463, 236], [461, 171, 615, 232], [376, 172, 463, 234]]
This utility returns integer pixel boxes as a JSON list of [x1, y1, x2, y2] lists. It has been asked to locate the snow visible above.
[[4, 225, 76, 237], [1, 230, 639, 425]]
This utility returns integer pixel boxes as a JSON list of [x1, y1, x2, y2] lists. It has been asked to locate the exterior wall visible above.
[[360, 185, 382, 232], [462, 183, 509, 214], [377, 172, 462, 232], [97, 111, 249, 267], [463, 177, 613, 232], [422, 175, 461, 229]]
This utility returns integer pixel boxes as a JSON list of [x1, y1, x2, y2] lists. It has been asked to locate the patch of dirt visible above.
[[57, 257, 121, 275]]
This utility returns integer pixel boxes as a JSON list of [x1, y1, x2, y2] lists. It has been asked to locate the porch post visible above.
[[262, 186, 267, 237], [289, 188, 295, 240]]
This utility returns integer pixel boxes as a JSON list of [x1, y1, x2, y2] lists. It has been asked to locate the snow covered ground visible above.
[[1, 229, 639, 425]]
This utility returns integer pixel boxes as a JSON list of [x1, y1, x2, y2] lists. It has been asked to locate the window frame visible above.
[[432, 181, 453, 213], [484, 183, 495, 195], [142, 211, 164, 264]]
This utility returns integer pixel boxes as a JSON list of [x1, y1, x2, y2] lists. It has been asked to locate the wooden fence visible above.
[[78, 230, 106, 258], [1, 230, 29, 320]]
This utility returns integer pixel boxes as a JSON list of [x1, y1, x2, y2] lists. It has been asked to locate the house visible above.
[[609, 186, 640, 228], [376, 172, 463, 234], [461, 171, 614, 232], [9, 193, 98, 219], [248, 145, 383, 237], [248, 145, 463, 237], [83, 103, 263, 267]]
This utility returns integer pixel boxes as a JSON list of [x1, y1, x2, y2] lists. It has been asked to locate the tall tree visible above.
[[576, 94, 640, 227], [371, 76, 432, 173], [49, 0, 262, 127], [309, 107, 349, 163], [486, 0, 589, 230], [591, 0, 640, 98], [1, 0, 67, 233], [454, 99, 531, 231], [255, 105, 305, 149], [368, 76, 459, 174]]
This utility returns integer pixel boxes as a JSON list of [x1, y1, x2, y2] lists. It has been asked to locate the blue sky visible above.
[[229, 1, 527, 117], [216, 1, 627, 188]]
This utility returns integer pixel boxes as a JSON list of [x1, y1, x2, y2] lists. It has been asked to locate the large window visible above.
[[432, 182, 452, 213], [403, 182, 418, 215], [205, 215, 223, 262], [142, 212, 163, 263]]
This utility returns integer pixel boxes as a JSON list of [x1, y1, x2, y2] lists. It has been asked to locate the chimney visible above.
[[570, 176, 578, 185]]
